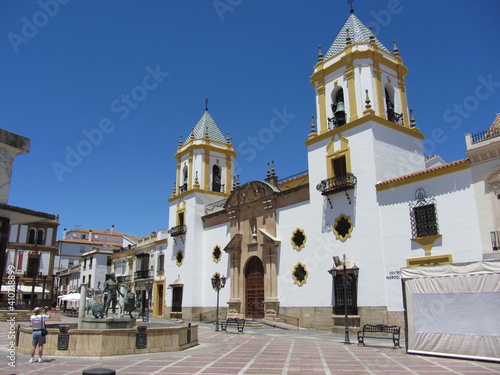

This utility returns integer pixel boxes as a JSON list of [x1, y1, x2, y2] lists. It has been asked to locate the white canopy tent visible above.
[[402, 260, 500, 362]]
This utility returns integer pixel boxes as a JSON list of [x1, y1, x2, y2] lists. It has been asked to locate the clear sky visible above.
[[2, 0, 499, 239]]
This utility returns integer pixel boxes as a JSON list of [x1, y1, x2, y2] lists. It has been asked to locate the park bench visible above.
[[357, 324, 401, 348], [220, 318, 245, 333]]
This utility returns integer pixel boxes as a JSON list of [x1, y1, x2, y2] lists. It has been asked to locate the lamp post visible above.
[[211, 274, 226, 331], [329, 254, 359, 345]]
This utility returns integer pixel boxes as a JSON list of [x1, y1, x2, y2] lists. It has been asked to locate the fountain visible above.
[[16, 284, 198, 356]]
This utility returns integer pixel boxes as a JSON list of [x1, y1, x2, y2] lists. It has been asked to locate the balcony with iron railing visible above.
[[471, 128, 500, 144], [167, 224, 187, 236], [134, 269, 154, 280], [117, 275, 132, 283], [316, 173, 357, 195]]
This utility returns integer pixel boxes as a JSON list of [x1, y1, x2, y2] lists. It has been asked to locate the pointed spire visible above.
[[271, 160, 276, 177], [345, 28, 352, 45], [393, 40, 399, 56], [348, 0, 354, 14], [205, 98, 209, 111], [410, 109, 416, 128], [310, 115, 317, 134], [266, 162, 271, 178], [318, 45, 323, 62], [172, 181, 176, 195], [190, 127, 195, 141], [364, 90, 372, 110]]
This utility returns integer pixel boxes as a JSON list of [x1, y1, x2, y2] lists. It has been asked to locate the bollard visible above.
[[82, 368, 116, 375]]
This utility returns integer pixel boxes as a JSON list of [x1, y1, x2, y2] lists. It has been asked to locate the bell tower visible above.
[[310, 11, 415, 136], [170, 100, 236, 200], [307, 10, 425, 186]]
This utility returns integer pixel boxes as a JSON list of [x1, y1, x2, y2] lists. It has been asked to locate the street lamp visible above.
[[211, 273, 226, 331], [329, 254, 359, 344]]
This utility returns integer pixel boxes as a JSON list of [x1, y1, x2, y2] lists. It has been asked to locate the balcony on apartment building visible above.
[[134, 269, 154, 280], [117, 275, 132, 283]]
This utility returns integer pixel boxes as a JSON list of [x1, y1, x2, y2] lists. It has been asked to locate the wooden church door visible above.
[[245, 256, 264, 318]]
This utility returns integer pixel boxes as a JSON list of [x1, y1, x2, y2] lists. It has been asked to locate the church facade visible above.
[[158, 13, 497, 330]]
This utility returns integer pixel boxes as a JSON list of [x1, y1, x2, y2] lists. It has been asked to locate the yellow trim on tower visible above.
[[346, 66, 358, 121], [304, 111, 424, 147], [326, 136, 351, 179], [316, 82, 327, 134], [204, 150, 210, 191], [373, 64, 385, 117]]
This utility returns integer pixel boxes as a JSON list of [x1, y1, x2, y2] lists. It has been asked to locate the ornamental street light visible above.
[[329, 254, 359, 344], [211, 274, 226, 332]]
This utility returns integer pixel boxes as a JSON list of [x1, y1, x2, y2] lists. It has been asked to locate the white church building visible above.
[[156, 12, 499, 331]]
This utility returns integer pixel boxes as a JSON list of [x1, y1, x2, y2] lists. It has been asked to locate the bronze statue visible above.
[[101, 274, 124, 317]]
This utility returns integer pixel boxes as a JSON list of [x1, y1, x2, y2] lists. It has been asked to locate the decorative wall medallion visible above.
[[291, 228, 307, 251], [175, 250, 184, 266], [292, 262, 308, 286], [333, 214, 353, 241], [212, 245, 222, 263]]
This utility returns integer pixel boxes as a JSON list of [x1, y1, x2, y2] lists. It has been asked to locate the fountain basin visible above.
[[17, 322, 198, 356]]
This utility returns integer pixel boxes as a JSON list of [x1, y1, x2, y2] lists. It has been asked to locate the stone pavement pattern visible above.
[[1, 317, 500, 375]]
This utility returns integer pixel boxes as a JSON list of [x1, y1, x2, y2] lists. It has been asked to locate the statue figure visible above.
[[86, 299, 105, 319], [100, 274, 124, 317], [121, 291, 136, 319]]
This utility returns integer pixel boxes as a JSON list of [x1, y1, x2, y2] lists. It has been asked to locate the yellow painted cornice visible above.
[[175, 142, 236, 159], [304, 112, 424, 147], [411, 234, 442, 255], [311, 45, 408, 85], [168, 187, 229, 202], [376, 159, 470, 191]]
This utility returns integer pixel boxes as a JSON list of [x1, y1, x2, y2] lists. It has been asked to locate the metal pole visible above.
[[215, 284, 220, 331], [30, 274, 36, 310], [343, 261, 350, 344]]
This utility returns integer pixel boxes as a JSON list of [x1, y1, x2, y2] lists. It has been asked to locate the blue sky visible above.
[[2, 0, 499, 238]]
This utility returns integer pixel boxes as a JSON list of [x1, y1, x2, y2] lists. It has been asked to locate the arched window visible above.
[[181, 165, 188, 193], [385, 85, 403, 124], [37, 229, 44, 245], [28, 229, 36, 244], [329, 87, 346, 128], [212, 165, 221, 192]]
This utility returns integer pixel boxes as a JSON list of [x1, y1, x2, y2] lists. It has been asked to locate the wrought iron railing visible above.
[[168, 225, 187, 236], [472, 128, 500, 144], [316, 173, 357, 195], [278, 170, 309, 184], [134, 269, 153, 280], [117, 275, 132, 283]]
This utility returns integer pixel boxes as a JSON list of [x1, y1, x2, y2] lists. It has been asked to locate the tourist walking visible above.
[[29, 306, 50, 363]]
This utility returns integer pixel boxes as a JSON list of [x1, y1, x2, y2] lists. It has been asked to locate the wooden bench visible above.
[[357, 324, 401, 348], [220, 318, 245, 334]]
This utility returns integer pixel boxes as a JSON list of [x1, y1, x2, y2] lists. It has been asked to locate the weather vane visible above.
[[205, 98, 209, 111], [348, 0, 354, 13]]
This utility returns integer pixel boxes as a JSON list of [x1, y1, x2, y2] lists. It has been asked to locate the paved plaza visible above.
[[1, 317, 499, 375]]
